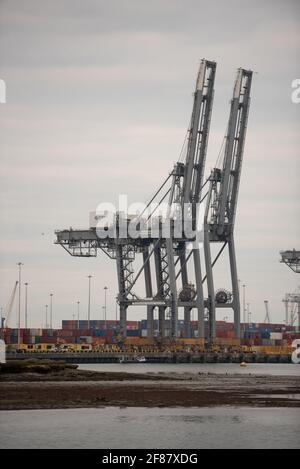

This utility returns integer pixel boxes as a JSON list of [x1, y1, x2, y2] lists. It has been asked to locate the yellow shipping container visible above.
[[74, 344, 92, 352], [18, 344, 28, 351], [36, 344, 56, 352], [125, 337, 144, 345], [251, 346, 292, 355], [139, 338, 155, 345], [26, 344, 36, 352], [92, 338, 106, 345], [213, 338, 241, 346], [180, 338, 205, 346]]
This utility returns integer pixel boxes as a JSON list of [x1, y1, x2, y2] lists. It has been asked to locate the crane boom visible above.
[[217, 68, 252, 235], [203, 67, 253, 340], [182, 59, 216, 206]]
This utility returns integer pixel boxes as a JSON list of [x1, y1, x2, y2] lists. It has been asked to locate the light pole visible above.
[[45, 304, 48, 329], [17, 262, 23, 349], [77, 301, 80, 329], [247, 303, 251, 325], [282, 295, 289, 326], [87, 275, 92, 330], [50, 293, 53, 329], [242, 284, 246, 325], [102, 306, 105, 322], [115, 297, 118, 322], [104, 286, 108, 329], [24, 282, 28, 329]]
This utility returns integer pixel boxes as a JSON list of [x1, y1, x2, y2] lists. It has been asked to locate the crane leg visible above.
[[116, 245, 128, 339], [204, 228, 216, 339], [228, 235, 241, 338], [179, 250, 192, 338], [147, 306, 154, 338], [166, 237, 178, 338], [119, 303, 127, 338], [184, 307, 191, 338], [158, 306, 166, 338], [193, 249, 205, 338], [143, 248, 154, 338]]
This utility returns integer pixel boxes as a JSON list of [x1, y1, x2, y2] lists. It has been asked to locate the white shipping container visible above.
[[141, 329, 147, 337], [270, 332, 283, 340]]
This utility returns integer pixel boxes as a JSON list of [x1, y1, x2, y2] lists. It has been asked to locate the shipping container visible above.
[[92, 337, 106, 345], [141, 320, 147, 329], [126, 330, 140, 337], [124, 337, 143, 345], [180, 338, 205, 346], [270, 332, 283, 340], [213, 338, 241, 346], [262, 339, 275, 346]]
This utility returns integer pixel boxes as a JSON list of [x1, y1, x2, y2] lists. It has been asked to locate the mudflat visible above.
[[0, 368, 299, 409]]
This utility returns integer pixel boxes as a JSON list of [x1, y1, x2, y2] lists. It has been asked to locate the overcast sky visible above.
[[0, 0, 299, 328]]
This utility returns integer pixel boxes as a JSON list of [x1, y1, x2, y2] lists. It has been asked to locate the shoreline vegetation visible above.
[[0, 360, 299, 410]]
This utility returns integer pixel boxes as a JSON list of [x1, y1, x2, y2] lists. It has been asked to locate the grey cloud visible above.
[[0, 0, 299, 327]]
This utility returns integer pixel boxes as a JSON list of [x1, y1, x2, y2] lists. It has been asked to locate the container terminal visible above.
[[1, 61, 300, 364], [2, 318, 300, 363]]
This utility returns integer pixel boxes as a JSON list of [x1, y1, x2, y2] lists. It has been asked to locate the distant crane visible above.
[[2, 281, 19, 329], [280, 250, 300, 273], [263, 300, 271, 324], [285, 291, 300, 328]]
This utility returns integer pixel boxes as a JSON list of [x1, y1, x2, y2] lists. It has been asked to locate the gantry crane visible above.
[[283, 291, 300, 328], [280, 250, 300, 327], [55, 61, 253, 341], [155, 59, 216, 339]]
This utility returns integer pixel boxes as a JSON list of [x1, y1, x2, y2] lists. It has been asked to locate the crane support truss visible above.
[[284, 293, 300, 329], [280, 250, 300, 273], [55, 61, 253, 341]]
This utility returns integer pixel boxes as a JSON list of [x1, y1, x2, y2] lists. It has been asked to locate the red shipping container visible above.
[[227, 331, 235, 339]]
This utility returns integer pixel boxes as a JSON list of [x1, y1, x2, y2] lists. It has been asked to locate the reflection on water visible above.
[[0, 407, 299, 449], [78, 362, 300, 376]]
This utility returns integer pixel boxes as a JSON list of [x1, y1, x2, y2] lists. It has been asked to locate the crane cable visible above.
[[136, 122, 191, 222], [215, 134, 227, 169]]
